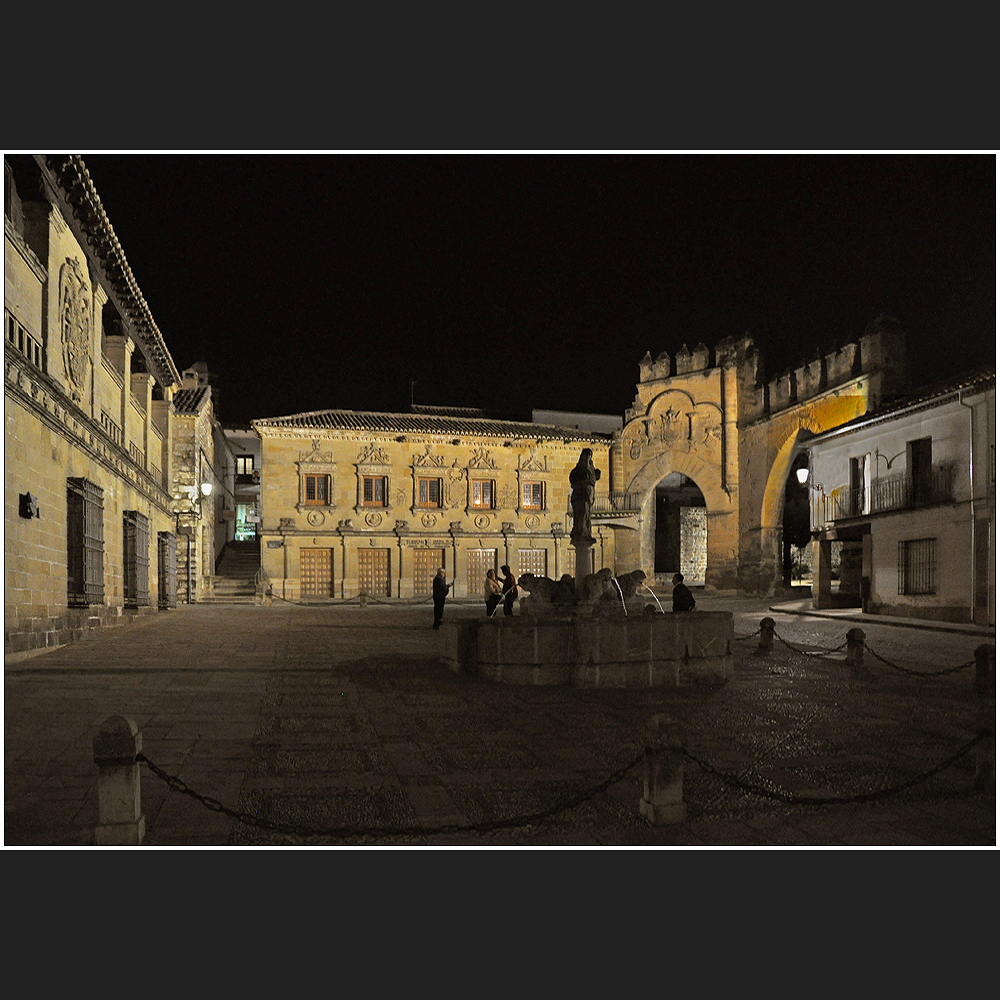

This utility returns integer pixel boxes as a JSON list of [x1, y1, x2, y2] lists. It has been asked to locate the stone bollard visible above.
[[756, 617, 775, 655], [974, 644, 995, 694], [93, 715, 145, 846], [639, 714, 687, 825], [846, 628, 866, 673], [973, 644, 995, 795]]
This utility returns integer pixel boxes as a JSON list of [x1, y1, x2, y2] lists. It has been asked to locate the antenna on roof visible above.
[[410, 379, 417, 410]]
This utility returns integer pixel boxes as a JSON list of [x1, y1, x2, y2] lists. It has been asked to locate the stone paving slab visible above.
[[4, 599, 995, 848]]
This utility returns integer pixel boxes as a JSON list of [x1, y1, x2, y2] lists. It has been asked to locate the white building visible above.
[[802, 369, 994, 625]]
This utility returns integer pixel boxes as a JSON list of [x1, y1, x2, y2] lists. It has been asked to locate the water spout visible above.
[[611, 576, 628, 617], [641, 583, 664, 613]]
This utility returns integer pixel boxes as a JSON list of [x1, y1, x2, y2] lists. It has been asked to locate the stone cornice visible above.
[[37, 155, 181, 388], [5, 355, 172, 515]]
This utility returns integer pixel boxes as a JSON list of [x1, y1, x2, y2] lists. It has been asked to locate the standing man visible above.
[[500, 565, 518, 617], [432, 566, 451, 629], [672, 572, 696, 612]]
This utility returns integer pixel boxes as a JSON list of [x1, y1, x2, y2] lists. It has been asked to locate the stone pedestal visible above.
[[572, 540, 594, 592]]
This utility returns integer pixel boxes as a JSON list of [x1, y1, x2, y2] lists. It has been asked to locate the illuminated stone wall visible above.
[[253, 418, 617, 600]]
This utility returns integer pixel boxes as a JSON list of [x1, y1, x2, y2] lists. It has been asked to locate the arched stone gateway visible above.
[[608, 319, 907, 595]]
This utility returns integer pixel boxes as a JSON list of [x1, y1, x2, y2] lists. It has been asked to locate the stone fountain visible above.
[[443, 450, 734, 687]]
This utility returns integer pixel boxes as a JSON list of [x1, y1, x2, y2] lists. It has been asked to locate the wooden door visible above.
[[358, 547, 391, 597], [300, 548, 334, 597], [517, 548, 547, 578], [413, 548, 445, 595], [467, 548, 498, 593]]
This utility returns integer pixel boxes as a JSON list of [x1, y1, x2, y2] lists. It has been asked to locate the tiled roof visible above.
[[173, 386, 210, 414], [252, 408, 613, 442]]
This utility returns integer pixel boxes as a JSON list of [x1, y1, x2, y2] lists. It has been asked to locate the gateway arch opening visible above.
[[654, 472, 707, 586]]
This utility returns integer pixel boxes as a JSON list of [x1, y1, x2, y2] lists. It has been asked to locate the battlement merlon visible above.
[[627, 319, 906, 424]]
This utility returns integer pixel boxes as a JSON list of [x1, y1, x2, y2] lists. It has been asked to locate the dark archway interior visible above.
[[654, 473, 706, 581]]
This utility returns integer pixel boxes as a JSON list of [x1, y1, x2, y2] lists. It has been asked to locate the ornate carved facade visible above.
[[4, 155, 228, 656], [252, 409, 615, 600]]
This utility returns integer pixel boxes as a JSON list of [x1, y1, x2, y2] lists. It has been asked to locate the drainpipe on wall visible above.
[[958, 389, 976, 623]]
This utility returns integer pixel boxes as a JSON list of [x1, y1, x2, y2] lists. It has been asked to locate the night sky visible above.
[[79, 153, 995, 428]]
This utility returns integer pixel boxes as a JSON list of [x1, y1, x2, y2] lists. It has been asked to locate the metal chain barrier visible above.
[[681, 731, 988, 807], [137, 747, 647, 842], [862, 642, 977, 677]]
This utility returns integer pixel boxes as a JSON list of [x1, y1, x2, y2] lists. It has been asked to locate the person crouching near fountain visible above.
[[672, 573, 696, 612]]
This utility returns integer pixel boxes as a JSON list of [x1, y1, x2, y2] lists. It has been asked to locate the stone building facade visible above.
[[610, 320, 909, 594], [250, 321, 917, 602], [4, 155, 220, 655], [252, 408, 616, 601], [805, 369, 995, 625]]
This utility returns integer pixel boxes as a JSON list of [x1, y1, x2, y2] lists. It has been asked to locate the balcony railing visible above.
[[824, 464, 955, 522], [567, 492, 644, 516]]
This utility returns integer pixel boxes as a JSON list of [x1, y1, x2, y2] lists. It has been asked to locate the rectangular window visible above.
[[6, 310, 43, 370], [67, 478, 104, 606], [522, 481, 543, 509], [898, 538, 936, 595], [417, 477, 442, 507], [363, 476, 387, 506], [123, 511, 150, 608], [471, 479, 494, 509], [236, 456, 254, 476], [304, 474, 330, 505]]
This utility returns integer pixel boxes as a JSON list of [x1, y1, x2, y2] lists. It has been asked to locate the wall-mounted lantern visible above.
[[19, 492, 40, 518]]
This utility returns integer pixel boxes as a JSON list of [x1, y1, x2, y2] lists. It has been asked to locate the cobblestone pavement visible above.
[[4, 596, 995, 848]]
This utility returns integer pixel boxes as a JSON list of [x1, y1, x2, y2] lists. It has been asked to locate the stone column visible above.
[[572, 539, 593, 592]]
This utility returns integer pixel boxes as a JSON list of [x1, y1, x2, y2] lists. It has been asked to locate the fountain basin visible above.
[[442, 611, 733, 687]]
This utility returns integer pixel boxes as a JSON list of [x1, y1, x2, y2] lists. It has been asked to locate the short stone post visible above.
[[640, 714, 686, 825], [93, 715, 145, 846], [756, 617, 775, 655], [974, 644, 995, 794], [846, 628, 866, 673]]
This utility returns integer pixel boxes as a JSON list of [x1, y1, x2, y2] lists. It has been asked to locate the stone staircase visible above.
[[204, 539, 261, 604]]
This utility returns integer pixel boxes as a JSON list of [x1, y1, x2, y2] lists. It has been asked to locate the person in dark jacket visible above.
[[672, 572, 696, 612], [500, 565, 518, 617], [432, 567, 451, 628]]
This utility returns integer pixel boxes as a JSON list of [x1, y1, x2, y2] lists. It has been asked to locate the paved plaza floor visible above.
[[4, 594, 995, 848]]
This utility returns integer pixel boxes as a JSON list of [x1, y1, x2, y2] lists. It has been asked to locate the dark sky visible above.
[[80, 153, 995, 427]]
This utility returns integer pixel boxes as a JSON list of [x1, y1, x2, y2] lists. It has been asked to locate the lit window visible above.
[[363, 476, 387, 506], [236, 456, 254, 476], [304, 474, 330, 505], [471, 479, 494, 509], [522, 482, 543, 509], [418, 477, 442, 507]]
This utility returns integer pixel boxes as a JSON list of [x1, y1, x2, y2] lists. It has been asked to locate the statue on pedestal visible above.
[[569, 448, 601, 545]]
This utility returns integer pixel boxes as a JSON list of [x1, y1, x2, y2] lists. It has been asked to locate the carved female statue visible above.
[[569, 448, 601, 545]]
